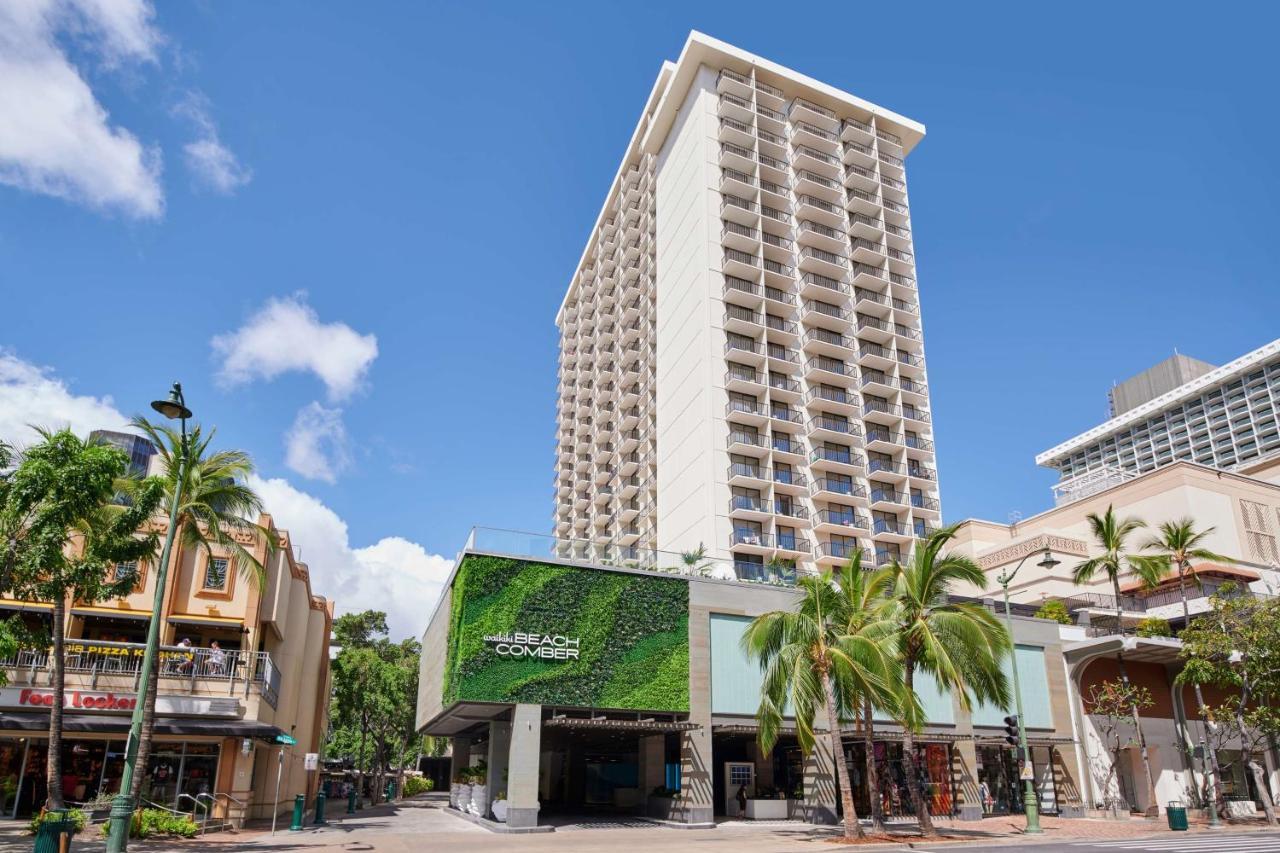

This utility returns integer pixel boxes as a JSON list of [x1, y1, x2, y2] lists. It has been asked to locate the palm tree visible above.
[[888, 525, 1011, 838], [833, 551, 904, 833], [742, 570, 900, 839], [1071, 505, 1162, 815], [679, 543, 713, 576], [122, 416, 272, 807], [1141, 518, 1232, 814]]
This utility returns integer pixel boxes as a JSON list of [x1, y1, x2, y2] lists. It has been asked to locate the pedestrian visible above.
[[978, 779, 993, 814]]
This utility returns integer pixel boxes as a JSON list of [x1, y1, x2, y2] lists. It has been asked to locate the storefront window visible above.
[[139, 742, 222, 812], [846, 741, 955, 818], [977, 745, 1058, 816], [0, 739, 25, 818]]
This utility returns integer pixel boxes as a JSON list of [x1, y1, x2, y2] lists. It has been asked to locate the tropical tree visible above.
[[742, 569, 900, 839], [1086, 680, 1154, 812], [832, 552, 904, 833], [3, 430, 162, 809], [679, 544, 713, 576], [120, 416, 271, 807], [1140, 518, 1231, 811], [0, 439, 27, 672], [1178, 587, 1280, 825], [1071, 506, 1163, 814], [888, 525, 1011, 837]]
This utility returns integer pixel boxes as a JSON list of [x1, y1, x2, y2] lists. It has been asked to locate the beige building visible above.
[[553, 32, 941, 582], [950, 459, 1280, 815], [0, 461, 334, 826]]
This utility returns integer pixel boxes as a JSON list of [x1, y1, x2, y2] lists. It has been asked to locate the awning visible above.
[[974, 733, 1076, 746], [168, 614, 246, 630], [1120, 562, 1260, 594], [544, 716, 700, 734], [0, 711, 285, 740], [0, 600, 53, 612], [71, 607, 150, 621]]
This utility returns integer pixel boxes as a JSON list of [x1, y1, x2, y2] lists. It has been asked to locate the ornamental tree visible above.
[[1086, 679, 1154, 811], [1178, 587, 1280, 825]]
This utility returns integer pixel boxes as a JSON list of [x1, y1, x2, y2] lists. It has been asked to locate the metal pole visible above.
[[1001, 573, 1042, 834], [272, 748, 284, 835], [107, 396, 188, 853]]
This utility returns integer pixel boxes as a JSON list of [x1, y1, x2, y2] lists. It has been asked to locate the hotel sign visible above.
[[484, 632, 581, 660]]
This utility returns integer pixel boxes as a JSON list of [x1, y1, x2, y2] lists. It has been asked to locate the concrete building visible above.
[[417, 528, 1085, 829], [553, 32, 941, 581], [1038, 338, 1280, 506], [0, 440, 334, 826], [950, 460, 1280, 816]]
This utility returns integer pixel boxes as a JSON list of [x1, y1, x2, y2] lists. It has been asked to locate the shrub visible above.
[[28, 808, 87, 835], [1034, 599, 1071, 625], [403, 776, 433, 796], [97, 808, 197, 839], [1135, 617, 1172, 638]]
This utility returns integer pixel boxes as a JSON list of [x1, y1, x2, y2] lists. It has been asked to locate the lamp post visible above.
[[995, 546, 1060, 835], [106, 383, 192, 853]]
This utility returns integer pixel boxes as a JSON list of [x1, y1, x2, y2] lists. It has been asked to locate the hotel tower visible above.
[[553, 32, 940, 578]]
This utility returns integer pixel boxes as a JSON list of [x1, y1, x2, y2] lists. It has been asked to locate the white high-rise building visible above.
[[1038, 338, 1280, 505], [553, 32, 941, 578]]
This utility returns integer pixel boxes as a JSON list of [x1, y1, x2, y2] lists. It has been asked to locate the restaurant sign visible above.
[[0, 687, 240, 718]]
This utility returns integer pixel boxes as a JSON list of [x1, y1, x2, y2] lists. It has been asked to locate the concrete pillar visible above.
[[449, 736, 471, 784], [802, 737, 838, 824], [639, 735, 666, 795], [953, 740, 982, 820], [506, 704, 542, 829], [487, 720, 512, 819], [750, 741, 773, 792], [679, 727, 715, 823]]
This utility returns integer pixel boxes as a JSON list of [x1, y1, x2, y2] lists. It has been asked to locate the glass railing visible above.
[[461, 527, 807, 588]]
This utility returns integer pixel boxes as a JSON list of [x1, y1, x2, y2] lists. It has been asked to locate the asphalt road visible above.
[[919, 832, 1280, 853]]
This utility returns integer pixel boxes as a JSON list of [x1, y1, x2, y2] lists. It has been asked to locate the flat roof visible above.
[[555, 30, 926, 323], [1037, 337, 1280, 468]]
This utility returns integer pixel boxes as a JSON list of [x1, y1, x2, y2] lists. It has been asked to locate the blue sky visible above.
[[1, 2, 1277, 633]]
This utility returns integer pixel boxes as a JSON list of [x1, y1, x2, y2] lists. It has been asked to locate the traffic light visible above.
[[1003, 715, 1020, 747]]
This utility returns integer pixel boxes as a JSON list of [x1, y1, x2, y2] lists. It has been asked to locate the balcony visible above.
[[863, 400, 903, 423], [803, 385, 858, 413], [907, 465, 937, 482], [727, 461, 769, 486], [724, 304, 762, 333], [771, 436, 805, 458], [872, 519, 912, 542], [723, 248, 761, 279], [813, 509, 870, 533], [727, 429, 769, 455], [771, 468, 808, 491], [810, 447, 864, 474], [722, 219, 760, 252], [767, 372, 802, 398], [807, 415, 862, 443], [725, 397, 767, 427], [799, 272, 848, 301], [3, 641, 281, 709], [763, 285, 796, 308], [729, 495, 770, 519], [724, 366, 764, 393], [911, 494, 941, 514], [810, 478, 867, 501], [867, 458, 906, 481], [869, 488, 907, 508], [814, 540, 867, 565]]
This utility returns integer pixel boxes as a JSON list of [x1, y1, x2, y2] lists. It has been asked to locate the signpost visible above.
[[272, 734, 297, 836]]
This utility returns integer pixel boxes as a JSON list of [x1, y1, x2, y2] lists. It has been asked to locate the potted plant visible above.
[[491, 791, 508, 822]]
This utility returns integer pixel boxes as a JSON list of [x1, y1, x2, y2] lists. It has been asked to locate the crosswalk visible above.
[[1070, 833, 1280, 852]]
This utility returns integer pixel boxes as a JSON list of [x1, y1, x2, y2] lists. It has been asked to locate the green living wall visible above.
[[442, 555, 690, 711]]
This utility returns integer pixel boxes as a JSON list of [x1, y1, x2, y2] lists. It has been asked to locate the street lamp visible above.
[[106, 383, 191, 853], [995, 546, 1060, 835]]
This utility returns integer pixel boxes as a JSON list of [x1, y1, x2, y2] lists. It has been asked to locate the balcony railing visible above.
[[2, 641, 280, 709]]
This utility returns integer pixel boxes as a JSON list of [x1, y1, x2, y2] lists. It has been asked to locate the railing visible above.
[[2, 640, 280, 709]]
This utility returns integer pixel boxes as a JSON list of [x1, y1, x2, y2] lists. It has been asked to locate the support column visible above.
[[953, 740, 982, 820], [679, 728, 715, 823], [802, 736, 838, 824], [639, 735, 666, 795], [506, 704, 542, 829], [487, 721, 512, 820], [449, 736, 471, 785]]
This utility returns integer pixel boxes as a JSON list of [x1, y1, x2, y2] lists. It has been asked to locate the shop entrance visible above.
[[539, 725, 652, 819]]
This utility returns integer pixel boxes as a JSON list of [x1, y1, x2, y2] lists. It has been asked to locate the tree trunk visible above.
[[45, 599, 66, 811], [863, 697, 884, 833], [902, 664, 936, 836], [357, 716, 368, 806], [1114, 577, 1158, 815], [1236, 682, 1277, 826], [822, 670, 862, 839], [1176, 558, 1223, 815], [128, 659, 159, 806]]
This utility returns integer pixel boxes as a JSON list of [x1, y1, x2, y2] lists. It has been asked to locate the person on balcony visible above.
[[207, 640, 226, 675], [176, 638, 195, 674]]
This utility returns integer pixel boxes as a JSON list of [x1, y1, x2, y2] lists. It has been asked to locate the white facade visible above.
[[1039, 338, 1280, 506], [554, 33, 941, 577]]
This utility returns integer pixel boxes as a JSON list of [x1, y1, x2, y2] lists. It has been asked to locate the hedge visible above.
[[443, 556, 689, 711]]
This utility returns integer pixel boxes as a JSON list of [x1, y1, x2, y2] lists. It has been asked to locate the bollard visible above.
[[347, 789, 357, 814], [289, 794, 305, 831], [313, 791, 327, 825]]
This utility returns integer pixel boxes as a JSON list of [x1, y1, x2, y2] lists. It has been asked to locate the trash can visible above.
[[33, 810, 76, 853], [1166, 801, 1188, 831]]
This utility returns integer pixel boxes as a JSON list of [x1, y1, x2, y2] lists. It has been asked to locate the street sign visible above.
[[1020, 764, 1035, 781], [276, 733, 298, 745], [304, 752, 319, 771]]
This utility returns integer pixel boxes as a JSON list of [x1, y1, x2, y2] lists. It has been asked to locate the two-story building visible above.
[[0, 502, 333, 826]]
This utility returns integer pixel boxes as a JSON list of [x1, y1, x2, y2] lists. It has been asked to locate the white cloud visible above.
[[284, 402, 350, 483], [250, 475, 452, 641], [173, 91, 250, 194], [0, 349, 129, 444], [211, 294, 379, 402], [0, 0, 164, 218]]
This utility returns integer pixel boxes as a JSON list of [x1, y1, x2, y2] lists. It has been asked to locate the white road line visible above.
[[1078, 839, 1280, 851]]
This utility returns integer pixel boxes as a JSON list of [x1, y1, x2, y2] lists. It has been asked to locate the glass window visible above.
[[204, 558, 229, 591], [113, 561, 139, 583]]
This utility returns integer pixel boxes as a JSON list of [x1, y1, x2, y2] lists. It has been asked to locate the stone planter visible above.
[[491, 799, 508, 822], [745, 798, 790, 820], [469, 785, 488, 817], [449, 783, 461, 810], [1225, 800, 1258, 818], [646, 795, 683, 821]]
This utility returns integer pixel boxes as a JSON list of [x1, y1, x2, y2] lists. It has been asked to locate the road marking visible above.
[[1073, 835, 1280, 852]]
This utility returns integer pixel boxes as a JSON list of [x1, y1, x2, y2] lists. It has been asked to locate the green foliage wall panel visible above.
[[442, 555, 690, 711]]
